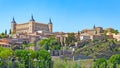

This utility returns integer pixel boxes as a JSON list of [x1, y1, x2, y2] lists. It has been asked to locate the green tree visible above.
[[38, 36, 61, 50], [15, 50, 35, 68], [0, 32, 7, 38], [109, 54, 120, 68], [65, 33, 77, 46], [21, 43, 34, 50], [15, 49, 52, 68], [37, 50, 52, 68], [104, 30, 108, 35], [94, 58, 107, 68], [104, 28, 119, 35], [0, 47, 13, 67], [112, 29, 119, 35], [0, 47, 13, 59]]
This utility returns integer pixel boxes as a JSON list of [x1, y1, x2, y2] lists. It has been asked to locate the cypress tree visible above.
[[5, 29, 7, 35], [9, 29, 11, 34]]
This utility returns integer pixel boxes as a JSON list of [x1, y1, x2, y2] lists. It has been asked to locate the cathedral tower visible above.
[[11, 17, 16, 34], [29, 15, 35, 33], [48, 18, 53, 33]]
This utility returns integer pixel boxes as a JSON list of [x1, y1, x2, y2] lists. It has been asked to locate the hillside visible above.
[[76, 39, 120, 59]]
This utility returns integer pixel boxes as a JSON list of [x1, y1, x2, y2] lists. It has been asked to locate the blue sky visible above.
[[0, 0, 120, 33]]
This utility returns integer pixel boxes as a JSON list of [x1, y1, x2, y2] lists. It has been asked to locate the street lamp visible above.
[[8, 57, 10, 68], [28, 53, 31, 68], [34, 58, 37, 68], [72, 48, 75, 61], [34, 58, 40, 68]]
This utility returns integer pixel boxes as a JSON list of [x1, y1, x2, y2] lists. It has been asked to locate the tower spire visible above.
[[11, 17, 16, 23], [30, 14, 35, 21], [49, 18, 52, 24], [93, 24, 96, 29]]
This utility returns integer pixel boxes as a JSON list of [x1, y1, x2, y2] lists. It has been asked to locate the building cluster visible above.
[[0, 16, 120, 49], [80, 25, 104, 41], [11, 15, 52, 34], [79, 26, 120, 41], [54, 25, 120, 47], [80, 26, 120, 42], [0, 16, 53, 50]]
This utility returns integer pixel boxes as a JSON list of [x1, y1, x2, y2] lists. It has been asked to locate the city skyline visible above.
[[0, 0, 120, 33]]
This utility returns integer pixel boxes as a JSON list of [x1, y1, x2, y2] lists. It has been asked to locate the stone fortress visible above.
[[80, 25, 104, 35], [11, 15, 53, 34], [79, 25, 104, 41]]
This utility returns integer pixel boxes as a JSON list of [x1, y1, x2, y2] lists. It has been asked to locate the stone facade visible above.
[[80, 25, 104, 41], [54, 32, 68, 46], [11, 16, 53, 34], [113, 33, 120, 41], [81, 26, 103, 35]]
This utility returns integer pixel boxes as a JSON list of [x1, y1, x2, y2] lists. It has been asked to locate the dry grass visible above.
[[53, 58, 94, 68], [80, 59, 94, 68]]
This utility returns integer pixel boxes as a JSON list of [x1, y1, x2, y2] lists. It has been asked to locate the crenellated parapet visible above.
[[11, 15, 53, 34]]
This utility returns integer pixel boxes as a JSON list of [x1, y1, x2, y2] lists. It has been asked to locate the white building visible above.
[[113, 33, 120, 41], [80, 33, 90, 40]]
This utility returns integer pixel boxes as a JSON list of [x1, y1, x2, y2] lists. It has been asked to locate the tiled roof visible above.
[[0, 42, 9, 45]]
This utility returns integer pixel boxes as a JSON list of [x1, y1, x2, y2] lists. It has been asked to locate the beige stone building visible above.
[[80, 25, 104, 35], [54, 32, 68, 46], [113, 33, 120, 41], [11, 15, 53, 34], [80, 25, 104, 40]]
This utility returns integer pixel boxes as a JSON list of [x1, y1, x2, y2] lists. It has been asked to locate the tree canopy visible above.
[[104, 28, 119, 35], [0, 47, 13, 59], [38, 36, 61, 50], [65, 33, 77, 46]]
